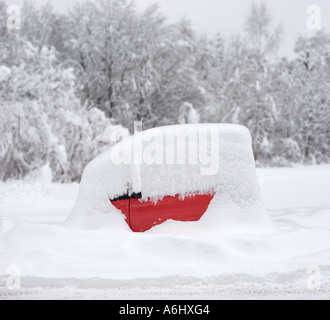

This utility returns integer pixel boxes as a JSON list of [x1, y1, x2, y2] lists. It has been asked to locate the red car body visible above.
[[111, 193, 214, 232]]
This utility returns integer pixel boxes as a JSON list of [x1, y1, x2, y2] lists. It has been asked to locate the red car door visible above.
[[129, 194, 214, 232], [111, 193, 214, 232]]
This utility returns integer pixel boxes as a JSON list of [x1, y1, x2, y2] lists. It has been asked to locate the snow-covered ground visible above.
[[1, 166, 330, 300]]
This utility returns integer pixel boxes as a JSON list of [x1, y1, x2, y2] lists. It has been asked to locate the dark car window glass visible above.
[[111, 192, 142, 202]]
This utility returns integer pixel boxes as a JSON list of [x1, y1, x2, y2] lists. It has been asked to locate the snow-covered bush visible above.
[[0, 41, 128, 182]]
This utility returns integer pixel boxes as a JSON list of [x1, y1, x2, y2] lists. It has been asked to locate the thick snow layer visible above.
[[66, 124, 273, 233], [0, 166, 329, 299]]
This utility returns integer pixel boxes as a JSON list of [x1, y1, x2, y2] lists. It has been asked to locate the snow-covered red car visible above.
[[67, 124, 268, 234]]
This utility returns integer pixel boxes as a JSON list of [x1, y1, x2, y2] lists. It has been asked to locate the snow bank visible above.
[[1, 167, 330, 284], [66, 124, 274, 233]]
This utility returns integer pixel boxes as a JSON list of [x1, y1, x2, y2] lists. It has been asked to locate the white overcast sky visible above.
[[6, 0, 330, 58]]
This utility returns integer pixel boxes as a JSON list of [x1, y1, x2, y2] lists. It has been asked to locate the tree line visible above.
[[0, 0, 329, 182]]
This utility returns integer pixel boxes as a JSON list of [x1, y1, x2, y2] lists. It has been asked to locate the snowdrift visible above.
[[65, 124, 274, 234], [1, 166, 330, 282]]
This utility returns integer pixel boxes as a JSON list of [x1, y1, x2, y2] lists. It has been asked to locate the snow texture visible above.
[[0, 66, 11, 83], [66, 124, 273, 233], [0, 166, 330, 299]]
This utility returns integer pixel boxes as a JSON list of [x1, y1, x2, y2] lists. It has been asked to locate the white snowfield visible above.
[[0, 128, 329, 299]]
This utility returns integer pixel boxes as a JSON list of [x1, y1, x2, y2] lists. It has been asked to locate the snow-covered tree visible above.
[[1, 0, 330, 183], [241, 2, 282, 161], [0, 39, 128, 182], [292, 31, 330, 163], [20, 1, 69, 53], [66, 0, 206, 130], [179, 102, 200, 124]]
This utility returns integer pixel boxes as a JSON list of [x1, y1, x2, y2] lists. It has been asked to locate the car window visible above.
[[110, 192, 142, 202]]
